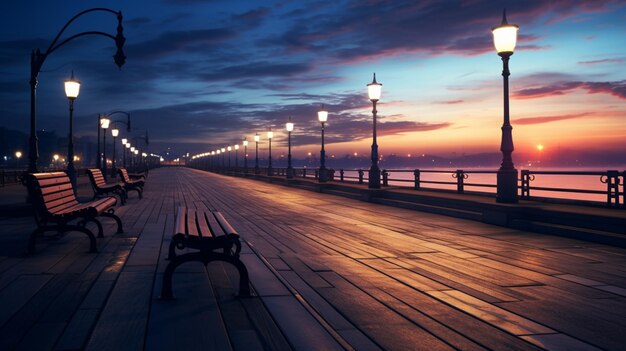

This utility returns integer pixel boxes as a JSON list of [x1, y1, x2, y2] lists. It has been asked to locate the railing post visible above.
[[520, 170, 530, 198], [382, 169, 388, 186], [455, 170, 465, 193], [622, 171, 626, 208], [315, 169, 318, 180], [340, 169, 344, 182], [414, 169, 420, 190], [303, 168, 306, 178], [603, 170, 620, 207], [358, 169, 364, 184]]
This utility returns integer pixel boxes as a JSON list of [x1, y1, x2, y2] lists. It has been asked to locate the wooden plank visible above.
[[316, 271, 455, 351], [146, 272, 233, 351], [262, 296, 344, 351], [239, 253, 290, 296], [55, 308, 100, 350], [85, 271, 154, 351], [427, 290, 554, 335], [521, 333, 603, 351], [207, 262, 292, 351], [0, 274, 53, 327]]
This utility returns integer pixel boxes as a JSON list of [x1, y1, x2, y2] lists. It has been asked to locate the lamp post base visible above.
[[368, 168, 381, 189], [496, 168, 518, 203], [318, 167, 328, 183], [287, 167, 294, 179]]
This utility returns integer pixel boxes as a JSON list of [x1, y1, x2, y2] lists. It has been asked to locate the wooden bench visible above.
[[160, 207, 251, 299], [87, 168, 127, 205], [26, 172, 124, 253], [117, 168, 144, 199]]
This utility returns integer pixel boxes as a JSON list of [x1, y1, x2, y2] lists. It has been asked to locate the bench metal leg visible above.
[[127, 187, 142, 199], [85, 218, 104, 238], [160, 252, 251, 300], [29, 224, 98, 254], [101, 210, 124, 233]]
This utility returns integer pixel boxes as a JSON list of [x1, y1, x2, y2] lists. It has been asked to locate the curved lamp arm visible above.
[[106, 111, 132, 132]]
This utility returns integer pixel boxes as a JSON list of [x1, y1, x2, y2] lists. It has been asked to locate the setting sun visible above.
[[536, 144, 544, 151]]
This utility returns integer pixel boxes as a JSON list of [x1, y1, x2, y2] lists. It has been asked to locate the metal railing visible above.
[[188, 161, 625, 208], [520, 170, 624, 207]]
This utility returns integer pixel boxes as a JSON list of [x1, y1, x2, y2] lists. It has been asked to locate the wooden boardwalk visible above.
[[0, 167, 625, 350]]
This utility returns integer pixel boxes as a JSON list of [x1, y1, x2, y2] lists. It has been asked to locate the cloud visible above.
[[263, 0, 618, 63], [513, 112, 590, 125], [126, 28, 236, 60], [513, 80, 626, 100], [200, 61, 312, 81], [433, 100, 464, 104], [578, 58, 626, 65]]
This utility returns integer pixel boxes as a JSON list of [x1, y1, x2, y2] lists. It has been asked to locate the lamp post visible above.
[[64, 71, 80, 189], [100, 117, 110, 179], [492, 10, 519, 203], [15, 151, 22, 169], [221, 148, 226, 170], [254, 133, 260, 174], [267, 128, 273, 176], [318, 107, 328, 183], [121, 138, 128, 168], [111, 128, 119, 177], [125, 143, 131, 170], [243, 139, 248, 172], [130, 146, 135, 171], [134, 149, 139, 170], [286, 117, 294, 179], [234, 144, 239, 170], [27, 8, 125, 174], [53, 154, 60, 169], [227, 146, 232, 169], [367, 73, 382, 189]]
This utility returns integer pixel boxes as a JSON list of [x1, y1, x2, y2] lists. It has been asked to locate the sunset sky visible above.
[[1, 0, 625, 161]]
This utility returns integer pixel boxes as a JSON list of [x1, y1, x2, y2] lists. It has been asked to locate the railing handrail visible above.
[[188, 162, 624, 209]]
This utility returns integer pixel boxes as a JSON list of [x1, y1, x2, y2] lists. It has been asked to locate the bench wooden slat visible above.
[[40, 183, 73, 195], [214, 212, 238, 236], [175, 207, 187, 235], [42, 189, 75, 203], [196, 211, 213, 239], [186, 210, 199, 238], [205, 212, 226, 237], [46, 198, 80, 213]]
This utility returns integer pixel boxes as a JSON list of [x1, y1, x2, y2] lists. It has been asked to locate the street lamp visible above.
[[234, 144, 239, 170], [125, 143, 131, 170], [243, 139, 248, 172], [64, 71, 80, 189], [221, 147, 226, 170], [53, 154, 59, 169], [318, 107, 328, 183], [367, 73, 382, 189], [121, 138, 128, 167], [267, 127, 274, 176], [492, 10, 519, 203], [254, 133, 260, 174], [227, 146, 232, 169], [130, 146, 136, 171], [27, 8, 125, 174], [15, 151, 22, 169], [286, 117, 294, 179], [111, 128, 119, 177], [100, 117, 110, 179]]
